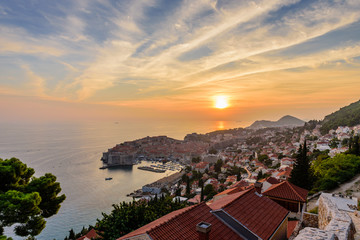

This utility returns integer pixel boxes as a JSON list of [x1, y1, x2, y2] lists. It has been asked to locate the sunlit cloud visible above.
[[1, 0, 360, 123]]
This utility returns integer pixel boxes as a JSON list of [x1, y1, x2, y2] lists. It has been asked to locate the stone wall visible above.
[[295, 228, 338, 240], [294, 194, 356, 240], [303, 212, 319, 228], [318, 194, 355, 240]]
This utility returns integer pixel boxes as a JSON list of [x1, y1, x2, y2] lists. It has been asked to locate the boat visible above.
[[105, 177, 113, 180], [137, 166, 166, 173], [99, 166, 107, 169]]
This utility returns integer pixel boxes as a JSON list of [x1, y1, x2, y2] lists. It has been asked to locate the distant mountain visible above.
[[247, 115, 305, 129], [320, 100, 360, 134]]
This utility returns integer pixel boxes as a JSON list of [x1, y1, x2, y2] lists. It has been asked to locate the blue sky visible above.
[[1, 0, 360, 124]]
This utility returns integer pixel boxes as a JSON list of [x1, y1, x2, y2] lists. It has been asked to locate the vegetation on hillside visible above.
[[311, 153, 360, 193], [320, 100, 360, 134], [0, 158, 66, 239]]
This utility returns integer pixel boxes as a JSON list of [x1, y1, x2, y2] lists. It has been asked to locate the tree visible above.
[[200, 185, 204, 202], [185, 177, 190, 196], [203, 184, 217, 201], [289, 141, 313, 190], [191, 157, 201, 163], [95, 196, 187, 239], [68, 229, 75, 240], [208, 148, 217, 154], [214, 159, 223, 173], [0, 158, 66, 239], [329, 138, 340, 149]]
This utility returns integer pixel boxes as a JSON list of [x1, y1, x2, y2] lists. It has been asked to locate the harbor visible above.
[[126, 171, 183, 198]]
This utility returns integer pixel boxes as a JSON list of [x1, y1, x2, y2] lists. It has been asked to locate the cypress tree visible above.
[[200, 185, 204, 202], [186, 177, 190, 196], [289, 140, 313, 190], [354, 136, 360, 156]]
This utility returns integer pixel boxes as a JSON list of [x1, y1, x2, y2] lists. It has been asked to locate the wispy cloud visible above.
[[1, 0, 360, 120]]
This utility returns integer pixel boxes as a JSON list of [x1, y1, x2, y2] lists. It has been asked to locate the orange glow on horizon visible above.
[[216, 121, 225, 130]]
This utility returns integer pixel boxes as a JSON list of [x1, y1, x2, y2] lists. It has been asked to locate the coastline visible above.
[[127, 170, 183, 198]]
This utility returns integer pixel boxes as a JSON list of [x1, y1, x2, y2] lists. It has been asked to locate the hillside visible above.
[[320, 100, 360, 134], [247, 115, 305, 129]]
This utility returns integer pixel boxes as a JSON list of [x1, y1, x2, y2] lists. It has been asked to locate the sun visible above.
[[214, 96, 229, 109]]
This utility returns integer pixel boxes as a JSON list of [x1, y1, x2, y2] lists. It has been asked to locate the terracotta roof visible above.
[[117, 205, 196, 240], [76, 229, 100, 240], [263, 176, 281, 185], [287, 220, 299, 239], [263, 181, 308, 202], [119, 202, 243, 240], [229, 180, 250, 189], [119, 188, 290, 240], [195, 161, 209, 169], [214, 186, 244, 197], [187, 194, 201, 204], [210, 189, 251, 210], [222, 188, 289, 240], [147, 202, 243, 240]]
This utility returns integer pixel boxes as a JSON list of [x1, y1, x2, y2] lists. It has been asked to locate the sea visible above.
[[0, 120, 241, 240]]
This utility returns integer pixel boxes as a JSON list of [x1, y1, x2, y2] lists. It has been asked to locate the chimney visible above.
[[254, 182, 263, 194], [196, 222, 212, 240]]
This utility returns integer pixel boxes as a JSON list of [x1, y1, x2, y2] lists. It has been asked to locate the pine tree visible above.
[[354, 136, 360, 156], [289, 140, 313, 190], [185, 177, 190, 196], [68, 229, 75, 240]]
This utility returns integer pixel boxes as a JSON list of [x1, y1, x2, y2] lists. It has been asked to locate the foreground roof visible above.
[[119, 188, 289, 240], [263, 181, 308, 202], [211, 188, 289, 240], [118, 203, 242, 240]]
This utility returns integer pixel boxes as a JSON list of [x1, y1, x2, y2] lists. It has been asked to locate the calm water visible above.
[[0, 120, 240, 240]]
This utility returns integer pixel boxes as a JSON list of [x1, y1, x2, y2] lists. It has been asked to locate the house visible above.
[[224, 175, 237, 185], [76, 229, 100, 240], [263, 181, 308, 217], [142, 183, 162, 195], [187, 194, 201, 205], [118, 188, 289, 240], [195, 161, 209, 173], [276, 167, 292, 180], [258, 177, 281, 192], [280, 157, 294, 168], [316, 141, 331, 151]]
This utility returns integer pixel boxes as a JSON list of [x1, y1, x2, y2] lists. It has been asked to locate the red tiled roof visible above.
[[263, 176, 281, 185], [118, 203, 243, 240], [119, 202, 243, 240], [195, 161, 209, 169], [187, 194, 201, 204], [263, 181, 308, 202], [76, 229, 100, 240], [222, 189, 289, 240], [147, 203, 243, 240], [210, 189, 251, 210], [229, 180, 250, 189], [287, 220, 299, 239], [214, 186, 244, 197], [117, 205, 196, 240]]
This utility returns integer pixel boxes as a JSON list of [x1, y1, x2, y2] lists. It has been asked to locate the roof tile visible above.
[[263, 181, 308, 202]]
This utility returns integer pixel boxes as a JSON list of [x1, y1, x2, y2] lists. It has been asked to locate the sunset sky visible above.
[[1, 0, 360, 126]]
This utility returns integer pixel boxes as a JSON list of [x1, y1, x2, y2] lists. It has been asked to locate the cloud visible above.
[[1, 0, 360, 116]]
